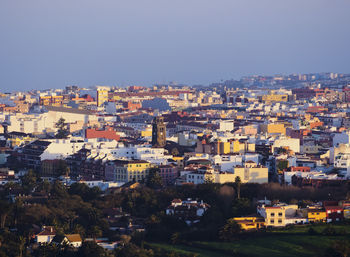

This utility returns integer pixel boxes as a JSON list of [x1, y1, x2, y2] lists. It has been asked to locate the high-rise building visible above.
[[97, 89, 109, 106], [152, 116, 166, 147]]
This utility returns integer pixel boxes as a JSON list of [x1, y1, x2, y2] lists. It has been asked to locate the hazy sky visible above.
[[0, 0, 349, 91]]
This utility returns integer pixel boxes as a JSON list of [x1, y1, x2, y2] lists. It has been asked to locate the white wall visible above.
[[273, 138, 300, 153]]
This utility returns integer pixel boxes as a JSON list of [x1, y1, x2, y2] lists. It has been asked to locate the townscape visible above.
[[1, 72, 350, 256]]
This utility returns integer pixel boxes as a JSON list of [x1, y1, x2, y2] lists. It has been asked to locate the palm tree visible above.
[[235, 176, 241, 199], [18, 236, 26, 257], [0, 200, 12, 229]]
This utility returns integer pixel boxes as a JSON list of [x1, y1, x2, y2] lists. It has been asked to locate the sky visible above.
[[0, 0, 349, 91]]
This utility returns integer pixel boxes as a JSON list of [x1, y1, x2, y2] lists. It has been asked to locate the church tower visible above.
[[152, 116, 166, 147]]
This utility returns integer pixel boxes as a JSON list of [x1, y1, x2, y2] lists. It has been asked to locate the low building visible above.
[[307, 208, 327, 223], [232, 162, 269, 184], [325, 206, 344, 222], [105, 160, 151, 183], [166, 198, 210, 225], [159, 164, 178, 185], [85, 126, 120, 141], [258, 204, 304, 227], [35, 226, 56, 244], [52, 234, 82, 248], [233, 216, 265, 230]]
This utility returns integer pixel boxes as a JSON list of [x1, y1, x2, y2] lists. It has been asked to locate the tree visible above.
[[0, 200, 12, 229], [276, 147, 288, 155], [170, 232, 180, 244], [38, 179, 52, 194], [77, 241, 110, 257], [51, 180, 68, 198], [21, 169, 37, 193], [219, 219, 241, 241], [204, 175, 214, 184], [57, 160, 69, 177], [231, 198, 252, 217], [114, 243, 154, 257], [119, 235, 131, 245], [55, 118, 69, 139], [146, 168, 163, 189], [277, 160, 289, 172], [89, 226, 102, 239], [235, 176, 241, 199]]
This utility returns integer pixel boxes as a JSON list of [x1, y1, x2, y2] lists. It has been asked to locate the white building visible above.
[[284, 171, 339, 185], [218, 120, 234, 132], [4, 106, 98, 134], [273, 137, 300, 153], [110, 145, 172, 165]]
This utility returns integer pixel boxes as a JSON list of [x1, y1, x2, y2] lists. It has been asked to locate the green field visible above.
[[269, 223, 350, 234], [149, 227, 350, 257]]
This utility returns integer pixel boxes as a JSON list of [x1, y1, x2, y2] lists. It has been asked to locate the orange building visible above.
[[310, 121, 324, 129], [85, 127, 120, 141], [123, 101, 141, 111]]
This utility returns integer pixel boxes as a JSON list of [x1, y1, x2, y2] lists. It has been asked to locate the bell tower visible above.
[[152, 116, 166, 147]]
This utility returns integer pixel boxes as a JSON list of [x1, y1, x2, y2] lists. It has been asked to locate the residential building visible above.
[[35, 226, 56, 244], [233, 216, 265, 230], [166, 198, 210, 225], [307, 208, 327, 223], [105, 160, 151, 183]]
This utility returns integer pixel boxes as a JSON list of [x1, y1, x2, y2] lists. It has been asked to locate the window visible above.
[[337, 210, 341, 214], [270, 219, 274, 224], [278, 212, 282, 217], [270, 213, 275, 217], [278, 219, 282, 224]]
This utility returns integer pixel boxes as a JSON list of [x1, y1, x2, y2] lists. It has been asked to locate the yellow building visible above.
[[231, 140, 255, 153], [39, 95, 64, 106], [219, 141, 231, 154], [113, 160, 151, 183], [260, 123, 286, 135], [261, 94, 289, 103], [8, 135, 34, 147], [97, 89, 109, 106], [307, 209, 327, 223], [264, 207, 286, 227], [112, 95, 121, 101], [260, 205, 300, 227], [205, 172, 234, 184], [233, 216, 265, 230], [233, 162, 268, 184], [344, 208, 350, 219], [39, 96, 52, 106], [141, 129, 152, 137]]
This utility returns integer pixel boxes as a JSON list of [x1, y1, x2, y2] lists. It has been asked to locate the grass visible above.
[[269, 223, 350, 234], [192, 235, 344, 257], [149, 242, 231, 257], [150, 235, 346, 257], [148, 224, 350, 257]]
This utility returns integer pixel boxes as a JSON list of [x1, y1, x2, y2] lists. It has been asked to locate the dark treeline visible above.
[[0, 171, 349, 257]]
